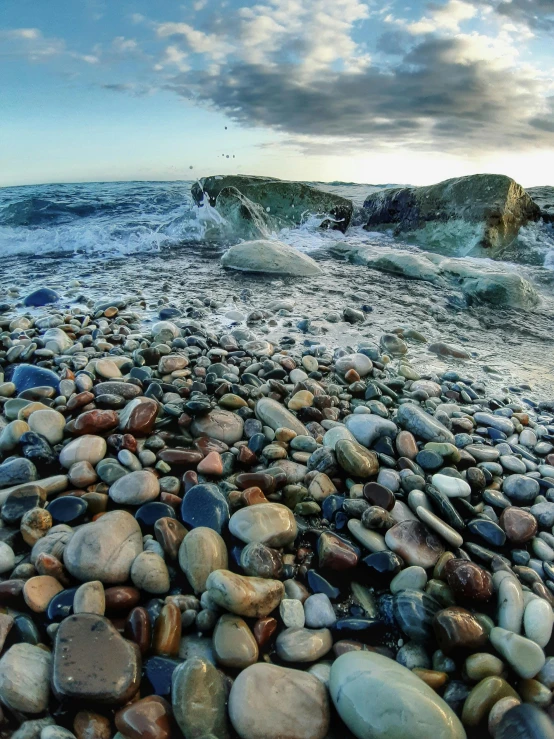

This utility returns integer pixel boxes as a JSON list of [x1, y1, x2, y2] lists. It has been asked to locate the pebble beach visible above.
[[1, 267, 554, 739]]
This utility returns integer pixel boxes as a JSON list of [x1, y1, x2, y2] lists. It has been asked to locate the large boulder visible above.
[[221, 240, 322, 277], [192, 175, 353, 233], [363, 174, 540, 257]]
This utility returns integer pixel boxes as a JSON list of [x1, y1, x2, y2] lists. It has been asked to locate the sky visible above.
[[1, 0, 553, 187]]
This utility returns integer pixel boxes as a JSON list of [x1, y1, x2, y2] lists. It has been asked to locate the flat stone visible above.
[[330, 651, 465, 739], [52, 613, 141, 704], [524, 597, 554, 648], [172, 657, 229, 739], [304, 594, 336, 628], [0, 643, 51, 713], [10, 364, 59, 393], [24, 287, 59, 306], [119, 397, 159, 436], [73, 581, 105, 616], [502, 474, 540, 504], [255, 397, 308, 436], [110, 470, 160, 505], [229, 503, 297, 547], [63, 510, 143, 584], [179, 527, 228, 594], [0, 457, 37, 488], [461, 676, 520, 728], [390, 566, 428, 594], [221, 239, 323, 277], [190, 408, 244, 444], [431, 474, 471, 498], [206, 570, 284, 617], [229, 663, 329, 739]]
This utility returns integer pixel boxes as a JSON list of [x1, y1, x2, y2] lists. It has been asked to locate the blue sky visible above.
[[1, 0, 553, 187]]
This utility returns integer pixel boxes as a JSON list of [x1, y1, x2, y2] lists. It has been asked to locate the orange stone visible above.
[[23, 575, 64, 613]]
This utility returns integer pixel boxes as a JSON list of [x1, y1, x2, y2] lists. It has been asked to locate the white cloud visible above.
[[156, 21, 230, 60], [407, 0, 477, 34]]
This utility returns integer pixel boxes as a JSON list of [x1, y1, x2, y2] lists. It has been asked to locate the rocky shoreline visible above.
[[1, 283, 554, 737]]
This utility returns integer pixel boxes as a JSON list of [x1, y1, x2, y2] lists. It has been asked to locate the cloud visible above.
[[407, 0, 477, 35], [0, 27, 65, 60], [493, 0, 554, 31], [162, 32, 552, 154]]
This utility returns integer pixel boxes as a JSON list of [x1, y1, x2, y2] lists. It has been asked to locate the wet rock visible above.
[[190, 408, 244, 444], [490, 626, 546, 679], [228, 662, 330, 739], [181, 483, 229, 533], [52, 613, 141, 704], [179, 526, 228, 593], [172, 657, 229, 739], [63, 510, 143, 584], [255, 397, 308, 436], [115, 695, 172, 739], [396, 404, 454, 443], [276, 627, 333, 662], [206, 570, 284, 617], [213, 613, 259, 668], [0, 643, 51, 713], [222, 240, 323, 276], [385, 520, 444, 568], [110, 470, 160, 505], [229, 503, 297, 547], [330, 651, 465, 739]]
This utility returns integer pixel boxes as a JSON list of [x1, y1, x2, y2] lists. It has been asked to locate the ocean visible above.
[[1, 178, 554, 394]]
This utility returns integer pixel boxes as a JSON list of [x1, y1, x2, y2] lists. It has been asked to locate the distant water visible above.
[[0, 179, 552, 271]]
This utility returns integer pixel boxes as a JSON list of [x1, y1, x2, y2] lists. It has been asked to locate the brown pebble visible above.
[[152, 602, 181, 657], [115, 695, 172, 739], [35, 553, 71, 586], [444, 559, 493, 602], [412, 668, 448, 690], [23, 575, 64, 613], [253, 616, 278, 647], [20, 507, 53, 546], [242, 486, 268, 505], [499, 507, 537, 544], [105, 586, 141, 612], [363, 482, 395, 511], [124, 607, 152, 655], [74, 710, 112, 739], [154, 517, 187, 560], [433, 606, 488, 653]]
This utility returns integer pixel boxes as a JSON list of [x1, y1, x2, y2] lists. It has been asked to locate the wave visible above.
[[0, 180, 553, 274]]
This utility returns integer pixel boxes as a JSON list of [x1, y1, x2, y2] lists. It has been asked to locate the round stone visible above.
[[275, 627, 333, 663], [363, 482, 395, 511], [131, 551, 170, 594], [59, 435, 107, 468], [229, 503, 297, 547], [329, 651, 465, 739], [213, 614, 259, 668], [178, 527, 228, 594], [110, 470, 160, 506], [23, 575, 64, 613], [229, 663, 330, 739], [63, 510, 143, 584], [0, 643, 51, 713], [385, 521, 445, 568], [190, 408, 245, 444], [171, 657, 229, 739], [28, 409, 66, 445]]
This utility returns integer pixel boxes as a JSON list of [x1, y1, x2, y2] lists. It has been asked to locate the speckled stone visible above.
[[52, 613, 141, 704]]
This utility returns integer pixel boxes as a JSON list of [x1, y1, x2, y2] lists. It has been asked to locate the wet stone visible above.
[[385, 520, 445, 568], [172, 657, 229, 739], [181, 483, 229, 533], [445, 559, 494, 603], [393, 589, 442, 643], [433, 606, 488, 653], [52, 613, 141, 704], [115, 695, 172, 739]]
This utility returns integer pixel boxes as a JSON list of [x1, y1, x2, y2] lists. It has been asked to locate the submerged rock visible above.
[[362, 174, 540, 257], [192, 175, 353, 233], [221, 240, 322, 277]]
